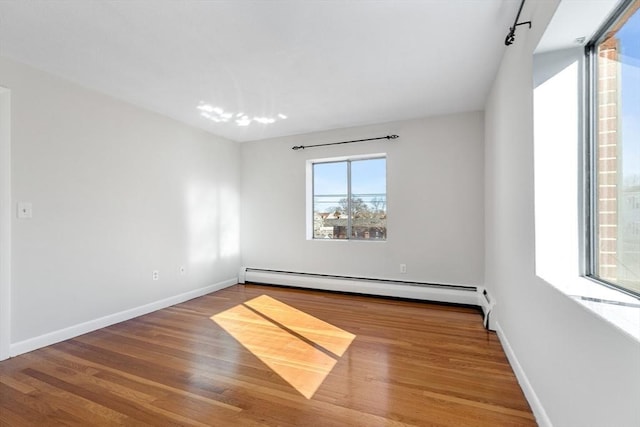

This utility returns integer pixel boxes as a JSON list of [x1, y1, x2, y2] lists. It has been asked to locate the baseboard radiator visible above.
[[239, 267, 491, 317]]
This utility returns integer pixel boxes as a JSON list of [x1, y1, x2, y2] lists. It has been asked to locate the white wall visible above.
[[241, 112, 484, 287], [533, 47, 582, 287], [1, 57, 241, 348], [484, 1, 640, 426]]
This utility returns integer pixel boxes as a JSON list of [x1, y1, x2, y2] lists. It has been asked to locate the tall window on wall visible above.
[[587, 0, 640, 297], [312, 156, 386, 240]]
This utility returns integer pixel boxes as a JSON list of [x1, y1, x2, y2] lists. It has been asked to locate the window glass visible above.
[[591, 0, 640, 296], [312, 157, 386, 240], [313, 162, 348, 239], [351, 158, 387, 240]]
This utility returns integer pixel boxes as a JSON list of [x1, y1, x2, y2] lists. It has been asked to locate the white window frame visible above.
[[306, 153, 387, 241], [585, 0, 640, 299]]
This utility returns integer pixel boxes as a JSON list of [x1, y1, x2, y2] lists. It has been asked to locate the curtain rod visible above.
[[292, 134, 398, 150], [505, 0, 531, 46]]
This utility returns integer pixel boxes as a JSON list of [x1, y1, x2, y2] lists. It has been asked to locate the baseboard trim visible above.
[[9, 278, 237, 358], [241, 267, 480, 307], [495, 321, 552, 427]]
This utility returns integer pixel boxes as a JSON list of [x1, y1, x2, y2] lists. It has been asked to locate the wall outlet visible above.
[[400, 264, 407, 274], [17, 202, 33, 219], [152, 270, 159, 281]]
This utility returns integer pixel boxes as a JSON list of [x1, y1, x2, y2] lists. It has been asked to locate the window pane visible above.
[[594, 2, 640, 295], [351, 158, 387, 240], [313, 162, 347, 239]]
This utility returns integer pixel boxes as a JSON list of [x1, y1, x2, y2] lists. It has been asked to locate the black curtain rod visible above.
[[292, 134, 398, 150], [505, 0, 531, 46]]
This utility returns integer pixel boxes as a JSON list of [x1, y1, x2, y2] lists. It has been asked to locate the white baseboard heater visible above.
[[239, 267, 492, 321]]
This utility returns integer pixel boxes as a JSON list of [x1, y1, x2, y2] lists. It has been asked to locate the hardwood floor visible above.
[[0, 284, 536, 426]]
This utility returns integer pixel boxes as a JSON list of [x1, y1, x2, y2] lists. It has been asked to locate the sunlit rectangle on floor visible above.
[[243, 295, 355, 357], [211, 299, 352, 399]]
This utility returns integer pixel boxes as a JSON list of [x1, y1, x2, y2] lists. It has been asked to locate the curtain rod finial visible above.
[[292, 145, 305, 150], [505, 0, 532, 47]]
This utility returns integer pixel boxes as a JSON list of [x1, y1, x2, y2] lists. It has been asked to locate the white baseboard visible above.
[[242, 268, 480, 306], [9, 278, 237, 358], [495, 321, 552, 427]]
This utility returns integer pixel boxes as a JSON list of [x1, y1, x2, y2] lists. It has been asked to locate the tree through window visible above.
[[312, 157, 386, 240]]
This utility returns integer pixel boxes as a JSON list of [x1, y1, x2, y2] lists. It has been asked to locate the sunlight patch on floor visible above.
[[211, 295, 355, 399]]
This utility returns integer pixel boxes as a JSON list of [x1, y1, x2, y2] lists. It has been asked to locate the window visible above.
[[587, 0, 640, 297], [311, 156, 386, 240]]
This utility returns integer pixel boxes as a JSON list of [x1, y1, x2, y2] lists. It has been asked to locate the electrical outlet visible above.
[[152, 270, 159, 281], [400, 264, 407, 274], [17, 202, 33, 219]]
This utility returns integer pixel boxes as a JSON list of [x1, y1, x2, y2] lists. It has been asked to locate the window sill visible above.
[[543, 274, 640, 341]]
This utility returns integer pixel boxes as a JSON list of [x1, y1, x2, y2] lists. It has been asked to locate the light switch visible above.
[[17, 202, 33, 219]]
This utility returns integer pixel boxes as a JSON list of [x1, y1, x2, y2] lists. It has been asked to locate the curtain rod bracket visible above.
[[505, 0, 532, 46], [292, 134, 398, 151]]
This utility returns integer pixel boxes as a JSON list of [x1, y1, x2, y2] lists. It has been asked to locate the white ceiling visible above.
[[0, 0, 522, 142]]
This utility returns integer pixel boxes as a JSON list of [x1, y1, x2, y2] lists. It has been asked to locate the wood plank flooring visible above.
[[0, 284, 536, 426]]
